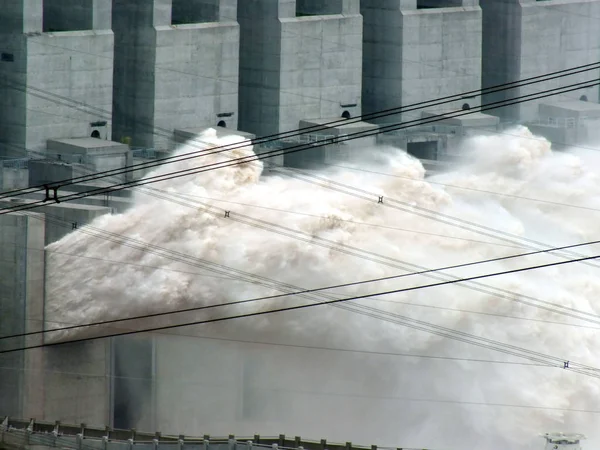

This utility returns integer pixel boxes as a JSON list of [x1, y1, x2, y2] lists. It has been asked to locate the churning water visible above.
[[45, 127, 600, 450]]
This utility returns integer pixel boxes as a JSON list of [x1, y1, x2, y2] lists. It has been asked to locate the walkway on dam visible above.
[[1, 418, 417, 450]]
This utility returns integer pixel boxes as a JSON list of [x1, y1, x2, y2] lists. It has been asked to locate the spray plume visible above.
[[44, 127, 600, 450]]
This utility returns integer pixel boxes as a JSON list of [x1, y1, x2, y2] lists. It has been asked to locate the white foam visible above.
[[45, 127, 600, 450]]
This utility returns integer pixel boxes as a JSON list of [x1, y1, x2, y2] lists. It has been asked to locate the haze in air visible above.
[[45, 127, 600, 450]]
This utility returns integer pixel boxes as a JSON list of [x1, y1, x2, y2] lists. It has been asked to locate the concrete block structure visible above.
[[237, 0, 363, 137], [46, 138, 130, 182], [0, 213, 45, 419], [0, 203, 113, 426], [0, 0, 114, 158], [361, 0, 482, 124], [284, 118, 379, 168], [481, 0, 600, 121], [527, 99, 600, 149], [111, 0, 240, 151], [40, 340, 112, 426]]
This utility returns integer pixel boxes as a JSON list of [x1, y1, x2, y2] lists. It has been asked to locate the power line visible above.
[[323, 159, 600, 215], [2, 81, 596, 372], [5, 155, 597, 354], [0, 333, 551, 378], [4, 238, 600, 342], [0, 62, 597, 199], [13, 178, 600, 347], [3, 252, 600, 381], [1, 77, 596, 217], [280, 165, 600, 263], [6, 122, 598, 346], [158, 188, 600, 323], [166, 193, 527, 249], [277, 167, 600, 322], [2, 242, 236, 281], [5, 122, 600, 352]]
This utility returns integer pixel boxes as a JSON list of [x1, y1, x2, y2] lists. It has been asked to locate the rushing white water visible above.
[[45, 127, 600, 450]]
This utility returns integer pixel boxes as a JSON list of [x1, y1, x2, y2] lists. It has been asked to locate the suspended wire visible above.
[[9, 176, 590, 344], [1, 74, 600, 380], [0, 63, 597, 199], [1, 158, 596, 370], [283, 166, 600, 271], [0, 78, 594, 221], [4, 237, 600, 342], [4, 147, 600, 346], [4, 106, 600, 384], [321, 155, 600, 215], [2, 77, 596, 217], [3, 253, 600, 382]]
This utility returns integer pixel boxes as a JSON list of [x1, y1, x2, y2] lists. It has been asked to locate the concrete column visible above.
[[219, 0, 238, 22], [398, 0, 418, 9], [153, 0, 173, 26], [342, 0, 361, 14], [0, 0, 43, 33], [278, 0, 296, 18], [0, 212, 46, 418], [92, 0, 112, 30]]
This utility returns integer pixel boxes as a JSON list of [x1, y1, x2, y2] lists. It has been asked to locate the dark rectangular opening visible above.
[[112, 336, 153, 430], [417, 0, 464, 8], [407, 141, 438, 160], [1, 53, 15, 62], [43, 0, 93, 31], [171, 0, 219, 24], [296, 0, 343, 16]]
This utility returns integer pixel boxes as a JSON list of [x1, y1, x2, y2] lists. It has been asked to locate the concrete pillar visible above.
[[0, 0, 43, 33], [278, 0, 296, 18], [153, 0, 173, 26], [342, 0, 360, 14], [219, 0, 238, 21], [92, 0, 112, 30], [0, 212, 46, 418]]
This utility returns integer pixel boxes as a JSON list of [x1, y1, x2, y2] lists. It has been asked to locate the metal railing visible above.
[[0, 158, 29, 170], [131, 148, 158, 160], [258, 134, 347, 150], [1, 417, 430, 450]]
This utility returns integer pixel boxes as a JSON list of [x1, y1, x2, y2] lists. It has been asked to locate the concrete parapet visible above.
[[44, 138, 129, 183]]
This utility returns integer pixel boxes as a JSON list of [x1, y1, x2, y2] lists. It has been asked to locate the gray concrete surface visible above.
[[0, 163, 29, 191], [0, 213, 45, 420], [0, 0, 114, 157], [283, 118, 379, 167], [238, 0, 362, 137], [522, 99, 600, 148], [481, 0, 600, 121], [40, 340, 112, 427], [46, 138, 129, 183], [111, 0, 240, 151], [362, 0, 482, 123]]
